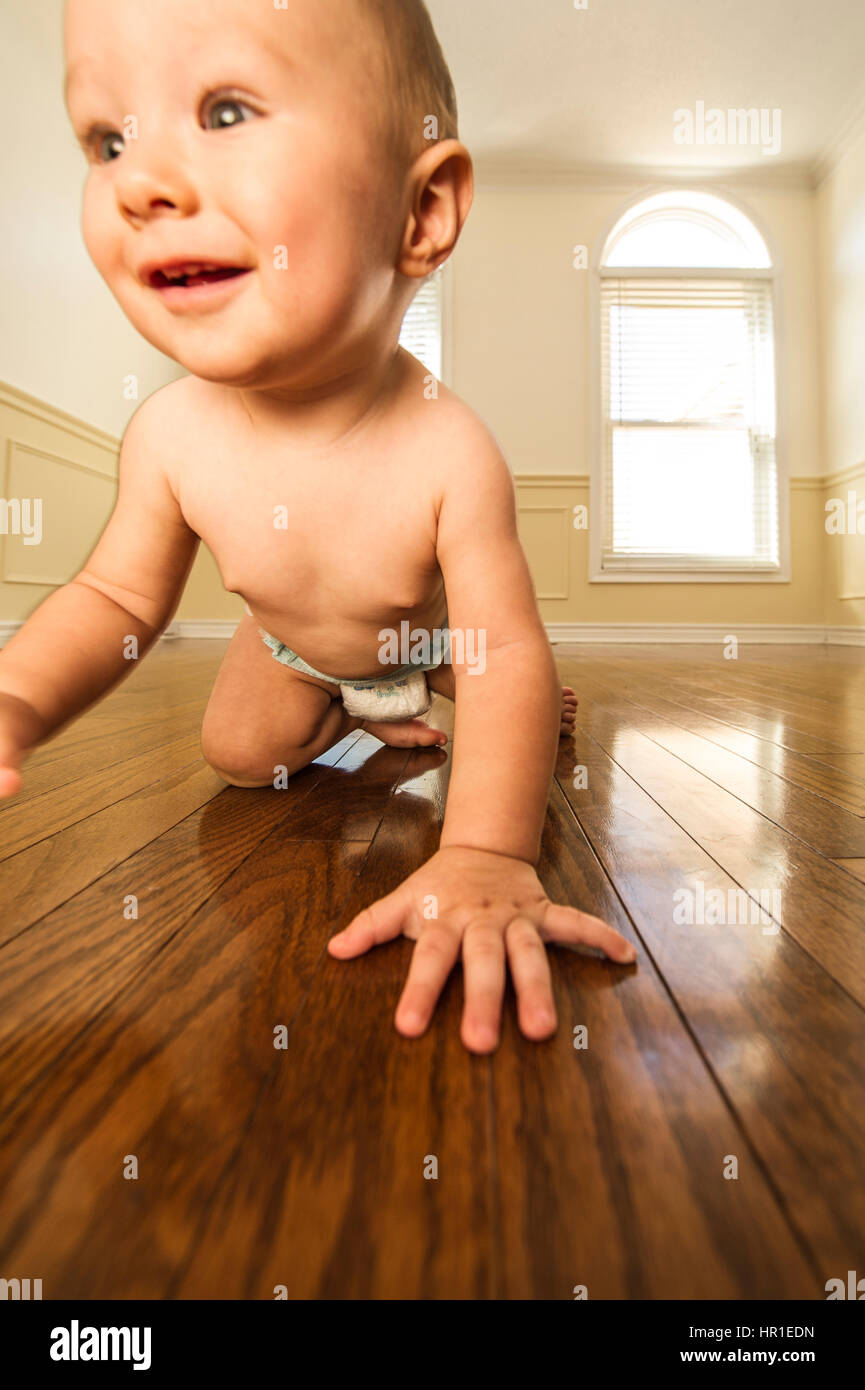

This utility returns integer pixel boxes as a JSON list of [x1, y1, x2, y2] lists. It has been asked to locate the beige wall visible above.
[[817, 137, 865, 630]]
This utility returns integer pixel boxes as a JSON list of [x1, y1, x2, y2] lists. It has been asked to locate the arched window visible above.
[[594, 192, 781, 579]]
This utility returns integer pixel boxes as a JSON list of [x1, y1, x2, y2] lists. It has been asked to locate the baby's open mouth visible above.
[[148, 263, 250, 289]]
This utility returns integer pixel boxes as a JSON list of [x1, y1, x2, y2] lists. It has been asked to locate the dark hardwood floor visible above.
[[0, 639, 863, 1299]]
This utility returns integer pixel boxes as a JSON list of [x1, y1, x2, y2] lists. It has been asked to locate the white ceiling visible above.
[[430, 0, 865, 184]]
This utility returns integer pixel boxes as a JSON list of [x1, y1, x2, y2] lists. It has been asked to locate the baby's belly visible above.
[[242, 587, 449, 680]]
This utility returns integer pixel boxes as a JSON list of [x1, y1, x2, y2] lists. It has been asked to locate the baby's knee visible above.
[[200, 732, 311, 786]]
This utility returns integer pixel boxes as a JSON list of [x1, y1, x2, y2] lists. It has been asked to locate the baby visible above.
[[0, 0, 635, 1053]]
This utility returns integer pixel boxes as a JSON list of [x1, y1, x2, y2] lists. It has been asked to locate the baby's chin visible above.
[[135, 319, 293, 389], [121, 286, 351, 391], [165, 350, 274, 388]]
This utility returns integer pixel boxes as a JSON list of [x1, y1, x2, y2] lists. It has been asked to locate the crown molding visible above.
[[814, 85, 865, 187], [472, 157, 817, 193]]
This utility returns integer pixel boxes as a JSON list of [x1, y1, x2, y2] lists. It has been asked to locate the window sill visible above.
[[590, 566, 790, 584]]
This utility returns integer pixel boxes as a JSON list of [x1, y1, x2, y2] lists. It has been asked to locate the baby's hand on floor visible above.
[[0, 693, 38, 798], [327, 846, 637, 1053]]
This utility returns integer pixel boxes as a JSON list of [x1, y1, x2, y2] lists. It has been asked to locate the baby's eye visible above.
[[204, 97, 257, 131], [82, 129, 125, 164], [99, 132, 125, 162]]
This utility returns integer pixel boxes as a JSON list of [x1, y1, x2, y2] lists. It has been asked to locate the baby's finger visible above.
[[505, 917, 557, 1039], [394, 923, 461, 1038], [0, 765, 22, 798], [0, 739, 24, 799], [328, 891, 406, 958], [540, 902, 637, 964], [460, 922, 506, 1053]]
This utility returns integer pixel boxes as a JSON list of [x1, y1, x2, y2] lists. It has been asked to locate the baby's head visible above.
[[63, 0, 472, 390]]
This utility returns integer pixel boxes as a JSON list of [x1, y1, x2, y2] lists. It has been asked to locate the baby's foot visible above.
[[361, 717, 448, 749], [560, 686, 578, 736], [361, 689, 576, 746]]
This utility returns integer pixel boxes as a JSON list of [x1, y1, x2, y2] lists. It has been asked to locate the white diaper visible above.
[[339, 670, 432, 722]]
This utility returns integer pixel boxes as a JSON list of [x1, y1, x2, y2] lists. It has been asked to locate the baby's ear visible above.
[[397, 141, 474, 279]]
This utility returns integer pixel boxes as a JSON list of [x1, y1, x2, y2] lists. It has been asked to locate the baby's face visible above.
[[64, 0, 403, 389]]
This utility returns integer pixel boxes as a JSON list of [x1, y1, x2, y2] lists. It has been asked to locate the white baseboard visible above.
[[161, 620, 238, 639], [546, 623, 864, 645], [824, 625, 865, 647], [2, 619, 863, 648]]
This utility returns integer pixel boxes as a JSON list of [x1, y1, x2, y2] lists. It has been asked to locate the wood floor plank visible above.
[[494, 784, 814, 1299], [1, 641, 860, 1297], [563, 649, 865, 770], [708, 660, 865, 720], [0, 735, 206, 861], [571, 671, 865, 856], [175, 775, 498, 1297], [561, 696, 865, 1005], [16, 700, 209, 789], [0, 756, 366, 1130], [647, 682, 859, 765], [0, 839, 371, 1298], [0, 761, 224, 938], [173, 746, 813, 1298], [574, 660, 865, 816], [0, 730, 387, 1123], [553, 728, 865, 1278]]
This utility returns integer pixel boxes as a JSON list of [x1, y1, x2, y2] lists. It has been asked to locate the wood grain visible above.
[[0, 640, 862, 1297]]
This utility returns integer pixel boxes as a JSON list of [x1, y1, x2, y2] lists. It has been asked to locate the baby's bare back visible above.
[[173, 353, 453, 677]]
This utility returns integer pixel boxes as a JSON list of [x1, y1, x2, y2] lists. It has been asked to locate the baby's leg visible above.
[[427, 663, 578, 736], [201, 615, 362, 787], [202, 615, 450, 785]]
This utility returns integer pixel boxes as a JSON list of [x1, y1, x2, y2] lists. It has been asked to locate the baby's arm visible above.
[[329, 421, 635, 1051], [433, 426, 561, 860], [0, 392, 199, 795]]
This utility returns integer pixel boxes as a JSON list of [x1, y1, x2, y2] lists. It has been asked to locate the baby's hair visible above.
[[357, 0, 459, 173]]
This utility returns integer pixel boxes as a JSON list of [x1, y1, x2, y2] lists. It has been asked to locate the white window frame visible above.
[[589, 188, 790, 584]]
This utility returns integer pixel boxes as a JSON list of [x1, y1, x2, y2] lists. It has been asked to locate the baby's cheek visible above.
[[81, 185, 121, 280], [261, 252, 367, 342]]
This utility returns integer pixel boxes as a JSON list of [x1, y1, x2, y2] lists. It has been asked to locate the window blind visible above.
[[599, 277, 779, 571], [398, 266, 443, 379]]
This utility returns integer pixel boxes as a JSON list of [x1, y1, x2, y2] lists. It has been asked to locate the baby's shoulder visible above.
[[120, 377, 231, 504], [129, 375, 223, 442], [398, 352, 509, 477]]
